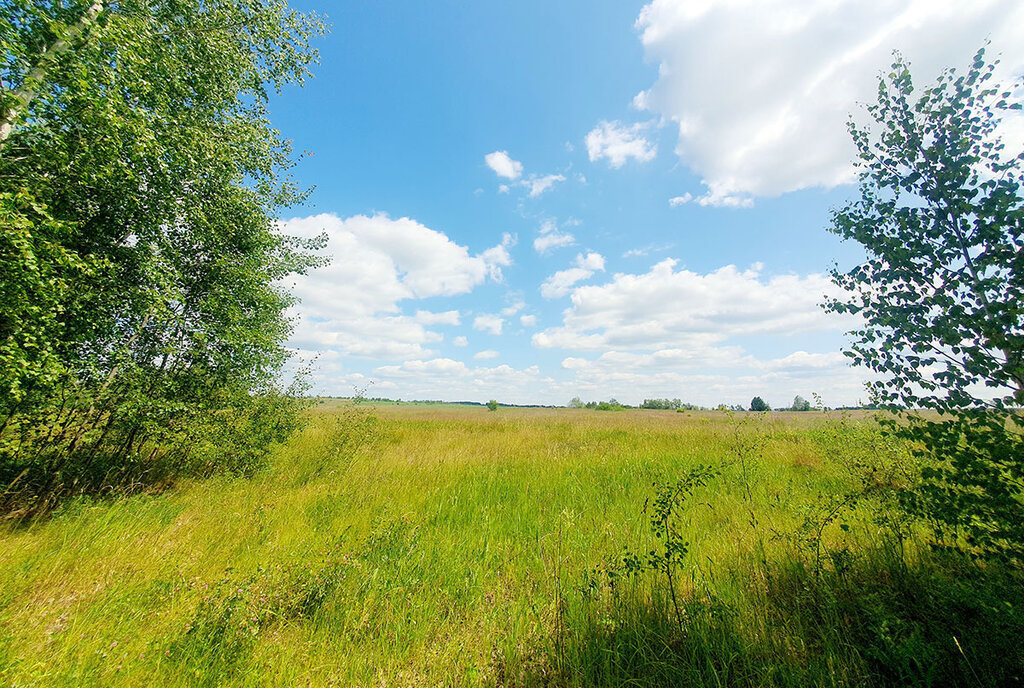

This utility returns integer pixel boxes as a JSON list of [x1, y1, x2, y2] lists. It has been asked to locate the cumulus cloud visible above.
[[533, 259, 847, 351], [453, 336, 469, 347], [760, 350, 849, 372], [501, 301, 526, 316], [474, 350, 500, 360], [473, 314, 504, 335], [371, 358, 553, 404], [520, 314, 537, 327], [669, 190, 753, 209], [481, 233, 516, 281], [485, 150, 523, 179], [485, 151, 565, 197], [633, 0, 1024, 205], [289, 315, 444, 361], [414, 310, 461, 326], [585, 120, 658, 168], [521, 173, 566, 197], [623, 243, 675, 259], [533, 218, 576, 254], [540, 252, 607, 299], [281, 213, 511, 359]]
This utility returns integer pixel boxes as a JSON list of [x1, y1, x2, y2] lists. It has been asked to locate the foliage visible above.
[[790, 395, 812, 411], [826, 47, 1023, 411], [618, 465, 718, 631], [640, 398, 678, 410], [487, 399, 499, 412], [826, 47, 1024, 563], [638, 398, 704, 410], [572, 398, 630, 410], [749, 396, 769, 412], [0, 0, 326, 511]]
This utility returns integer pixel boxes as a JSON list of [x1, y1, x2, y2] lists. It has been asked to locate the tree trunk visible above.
[[0, 1, 105, 148]]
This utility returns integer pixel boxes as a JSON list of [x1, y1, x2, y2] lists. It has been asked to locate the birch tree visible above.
[[0, 0, 326, 509], [826, 48, 1024, 562]]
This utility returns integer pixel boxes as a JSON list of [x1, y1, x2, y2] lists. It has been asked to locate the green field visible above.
[[0, 404, 1020, 687]]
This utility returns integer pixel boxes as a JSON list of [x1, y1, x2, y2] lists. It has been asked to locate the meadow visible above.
[[0, 403, 1020, 687]]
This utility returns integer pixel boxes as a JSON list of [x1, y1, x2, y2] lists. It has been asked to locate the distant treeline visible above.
[[569, 398, 707, 411], [324, 396, 560, 409], [321, 395, 887, 412]]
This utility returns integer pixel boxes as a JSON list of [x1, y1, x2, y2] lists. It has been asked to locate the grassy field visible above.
[[0, 403, 1020, 687]]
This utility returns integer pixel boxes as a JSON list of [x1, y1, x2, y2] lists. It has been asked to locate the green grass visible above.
[[0, 404, 1020, 686]]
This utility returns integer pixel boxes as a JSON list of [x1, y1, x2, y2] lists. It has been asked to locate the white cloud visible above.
[[759, 350, 849, 372], [474, 350, 500, 360], [371, 358, 553, 405], [281, 213, 511, 359], [624, 243, 674, 259], [480, 233, 516, 281], [534, 233, 575, 254], [289, 315, 444, 361], [669, 190, 753, 208], [485, 150, 523, 180], [291, 342, 867, 408], [577, 252, 606, 271], [533, 218, 576, 254], [585, 120, 657, 168], [562, 347, 751, 373], [279, 212, 871, 406], [557, 348, 866, 408], [414, 310, 461, 326], [473, 314, 504, 335], [533, 259, 847, 351], [485, 151, 565, 197], [634, 0, 1024, 205], [540, 252, 607, 299], [501, 301, 526, 316], [521, 173, 566, 197], [542, 271, 595, 299]]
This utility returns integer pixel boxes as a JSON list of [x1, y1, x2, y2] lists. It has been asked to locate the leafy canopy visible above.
[[790, 395, 811, 412], [826, 47, 1024, 563], [0, 0, 326, 508], [826, 47, 1023, 412]]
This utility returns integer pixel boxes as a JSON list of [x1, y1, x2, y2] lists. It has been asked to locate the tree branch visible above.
[[0, 1, 105, 150]]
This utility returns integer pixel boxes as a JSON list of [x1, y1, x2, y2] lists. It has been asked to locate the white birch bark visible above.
[[0, 0, 105, 148]]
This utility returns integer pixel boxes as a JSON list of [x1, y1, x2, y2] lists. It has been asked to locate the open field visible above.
[[0, 404, 1020, 687]]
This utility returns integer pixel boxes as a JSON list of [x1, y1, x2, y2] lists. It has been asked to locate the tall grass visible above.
[[0, 404, 1019, 686]]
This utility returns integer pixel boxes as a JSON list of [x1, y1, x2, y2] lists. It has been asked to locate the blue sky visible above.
[[269, 0, 1024, 407]]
